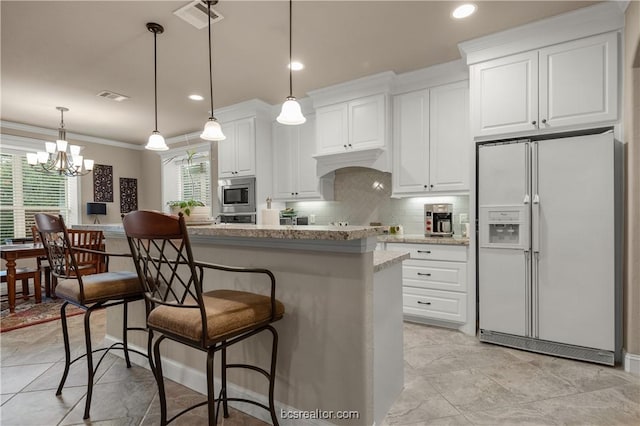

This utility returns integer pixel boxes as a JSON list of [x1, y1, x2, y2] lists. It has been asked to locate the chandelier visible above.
[[26, 107, 94, 177]]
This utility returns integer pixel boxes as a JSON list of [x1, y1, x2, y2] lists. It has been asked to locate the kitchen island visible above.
[[77, 223, 408, 426]]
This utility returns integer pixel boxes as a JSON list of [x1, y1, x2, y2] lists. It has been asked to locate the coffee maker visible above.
[[424, 203, 454, 237]]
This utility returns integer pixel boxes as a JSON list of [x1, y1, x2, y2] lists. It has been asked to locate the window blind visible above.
[[179, 157, 211, 206], [0, 153, 69, 241]]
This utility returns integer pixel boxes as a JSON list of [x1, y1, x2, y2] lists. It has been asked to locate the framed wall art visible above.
[[93, 164, 113, 202], [119, 177, 138, 213]]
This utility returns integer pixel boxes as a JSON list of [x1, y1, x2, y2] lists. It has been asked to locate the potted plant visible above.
[[166, 150, 210, 223]]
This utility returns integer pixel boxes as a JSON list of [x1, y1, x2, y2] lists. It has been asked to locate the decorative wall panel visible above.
[[93, 164, 113, 202], [120, 177, 138, 213]]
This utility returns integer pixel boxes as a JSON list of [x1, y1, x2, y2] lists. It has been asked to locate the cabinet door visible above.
[[539, 32, 617, 130], [429, 81, 470, 192], [218, 122, 236, 178], [392, 90, 430, 195], [349, 94, 385, 150], [272, 123, 296, 199], [296, 115, 321, 198], [471, 51, 539, 137], [316, 103, 348, 155], [234, 117, 255, 177]]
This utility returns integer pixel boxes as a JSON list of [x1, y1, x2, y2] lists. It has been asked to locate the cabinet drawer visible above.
[[403, 288, 466, 323], [388, 243, 467, 262], [403, 259, 467, 292]]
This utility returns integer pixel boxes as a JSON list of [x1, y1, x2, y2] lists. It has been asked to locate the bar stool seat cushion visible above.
[[148, 289, 285, 344], [55, 271, 142, 304]]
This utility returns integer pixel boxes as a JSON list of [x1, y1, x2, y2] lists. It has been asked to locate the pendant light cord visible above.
[[208, 0, 215, 119], [288, 0, 293, 98], [154, 29, 159, 132]]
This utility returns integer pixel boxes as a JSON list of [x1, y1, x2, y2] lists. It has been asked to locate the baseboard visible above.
[[623, 351, 640, 375], [104, 335, 337, 426]]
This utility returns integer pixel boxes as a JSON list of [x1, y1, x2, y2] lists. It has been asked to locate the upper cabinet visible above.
[[272, 116, 333, 201], [316, 94, 386, 155], [219, 117, 256, 178], [392, 80, 470, 196], [470, 32, 618, 138]]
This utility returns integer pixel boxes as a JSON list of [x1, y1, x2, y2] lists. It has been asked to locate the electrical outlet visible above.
[[459, 213, 469, 223], [309, 214, 316, 224]]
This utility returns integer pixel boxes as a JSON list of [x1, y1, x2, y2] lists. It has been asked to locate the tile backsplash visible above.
[[287, 167, 469, 235]]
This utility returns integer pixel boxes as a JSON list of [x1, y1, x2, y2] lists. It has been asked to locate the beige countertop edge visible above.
[[373, 250, 411, 273], [378, 234, 469, 246], [74, 224, 386, 242]]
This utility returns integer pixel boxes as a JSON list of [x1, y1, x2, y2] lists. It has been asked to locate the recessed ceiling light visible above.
[[452, 3, 477, 19], [189, 94, 204, 101], [288, 61, 304, 71]]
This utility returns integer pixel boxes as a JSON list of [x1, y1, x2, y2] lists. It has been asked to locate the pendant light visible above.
[[200, 0, 226, 141], [277, 0, 306, 125], [145, 22, 168, 151]]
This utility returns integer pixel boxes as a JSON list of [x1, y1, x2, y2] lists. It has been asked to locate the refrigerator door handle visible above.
[[533, 250, 540, 338], [532, 142, 540, 254], [525, 249, 531, 337], [524, 142, 531, 204]]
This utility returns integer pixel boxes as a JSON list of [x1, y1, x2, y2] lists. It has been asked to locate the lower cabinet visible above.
[[387, 242, 468, 325]]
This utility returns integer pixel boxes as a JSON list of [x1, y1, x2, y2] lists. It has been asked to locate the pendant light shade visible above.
[[201, 117, 226, 141], [277, 96, 306, 125], [277, 0, 305, 125], [201, 1, 226, 141], [145, 22, 168, 151]]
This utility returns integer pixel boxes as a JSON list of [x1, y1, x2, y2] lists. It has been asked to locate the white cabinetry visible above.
[[471, 32, 618, 138], [218, 117, 255, 178], [392, 81, 469, 196], [316, 94, 386, 155], [272, 116, 331, 201], [387, 242, 468, 324]]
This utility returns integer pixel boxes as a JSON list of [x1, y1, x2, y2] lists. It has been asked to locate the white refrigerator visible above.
[[477, 132, 622, 365]]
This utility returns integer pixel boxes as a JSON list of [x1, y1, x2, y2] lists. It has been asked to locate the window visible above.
[[161, 143, 213, 214], [0, 152, 72, 241]]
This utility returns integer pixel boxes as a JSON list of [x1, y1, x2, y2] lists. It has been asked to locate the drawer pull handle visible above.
[[417, 272, 431, 277], [417, 250, 431, 254], [417, 301, 431, 305]]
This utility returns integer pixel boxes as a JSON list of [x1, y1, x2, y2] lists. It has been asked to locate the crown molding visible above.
[[458, 2, 624, 65], [308, 71, 396, 108], [392, 59, 468, 95], [0, 120, 143, 150]]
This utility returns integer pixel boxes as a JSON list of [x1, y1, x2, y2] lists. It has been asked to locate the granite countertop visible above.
[[373, 250, 410, 273], [75, 223, 385, 241], [378, 233, 469, 246]]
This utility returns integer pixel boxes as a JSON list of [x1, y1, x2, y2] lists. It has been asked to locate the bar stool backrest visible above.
[[122, 210, 207, 343]]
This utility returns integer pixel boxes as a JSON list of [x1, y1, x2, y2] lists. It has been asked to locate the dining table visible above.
[[1, 243, 46, 313]]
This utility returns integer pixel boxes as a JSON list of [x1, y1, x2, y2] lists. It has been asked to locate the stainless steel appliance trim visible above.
[[479, 329, 615, 366], [218, 176, 256, 214]]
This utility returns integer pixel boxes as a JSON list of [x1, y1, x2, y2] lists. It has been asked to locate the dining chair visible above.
[[34, 213, 149, 420], [31, 226, 53, 298], [122, 210, 284, 426]]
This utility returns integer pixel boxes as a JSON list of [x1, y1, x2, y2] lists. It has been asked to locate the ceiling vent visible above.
[[96, 90, 129, 102], [173, 0, 224, 30]]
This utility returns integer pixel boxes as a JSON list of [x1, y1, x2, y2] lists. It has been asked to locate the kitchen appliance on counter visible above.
[[478, 132, 622, 365], [424, 204, 453, 237], [279, 216, 309, 225], [218, 177, 256, 214], [219, 213, 256, 224]]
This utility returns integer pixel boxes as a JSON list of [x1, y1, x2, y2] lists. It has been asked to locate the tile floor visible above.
[[1, 312, 639, 425]]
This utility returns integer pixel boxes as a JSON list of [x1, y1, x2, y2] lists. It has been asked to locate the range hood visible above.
[[313, 147, 390, 177]]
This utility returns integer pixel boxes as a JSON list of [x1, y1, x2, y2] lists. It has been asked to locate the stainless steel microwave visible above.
[[218, 177, 256, 214]]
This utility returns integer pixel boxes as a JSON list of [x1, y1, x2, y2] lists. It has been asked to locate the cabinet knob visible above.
[[348, 144, 352, 148], [430, 184, 434, 188], [423, 185, 428, 189], [295, 192, 299, 195], [417, 301, 432, 305], [541, 119, 547, 124], [532, 120, 537, 126], [343, 145, 347, 149]]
